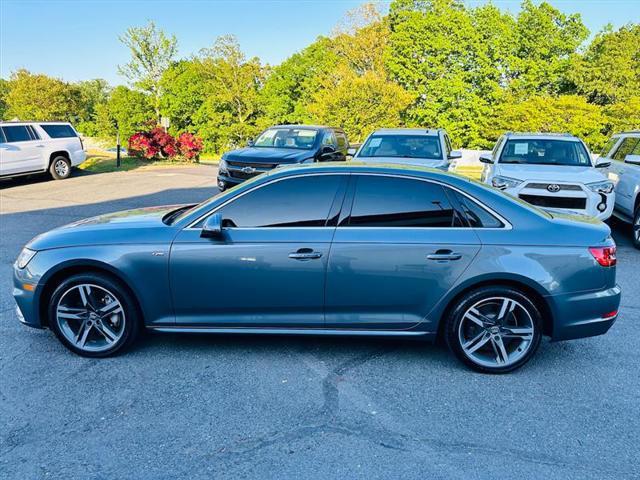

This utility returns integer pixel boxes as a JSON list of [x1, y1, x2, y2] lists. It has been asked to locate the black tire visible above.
[[445, 286, 543, 374], [48, 273, 141, 357], [633, 205, 640, 250], [49, 155, 71, 180]]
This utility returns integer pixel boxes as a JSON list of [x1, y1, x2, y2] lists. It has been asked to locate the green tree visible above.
[[0, 78, 9, 120], [306, 70, 413, 142], [95, 86, 154, 141], [571, 24, 640, 105], [5, 69, 81, 122], [75, 78, 111, 136], [488, 95, 607, 151], [509, 0, 589, 96], [260, 37, 338, 125], [118, 21, 178, 120], [604, 96, 640, 133], [159, 59, 209, 133], [193, 35, 266, 152]]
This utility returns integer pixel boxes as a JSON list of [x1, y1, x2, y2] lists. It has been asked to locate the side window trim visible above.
[[337, 173, 511, 230], [187, 173, 351, 230]]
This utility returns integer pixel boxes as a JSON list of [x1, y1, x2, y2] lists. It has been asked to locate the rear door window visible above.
[[1, 126, 32, 143], [335, 131, 348, 149], [40, 124, 78, 138], [347, 175, 460, 228]]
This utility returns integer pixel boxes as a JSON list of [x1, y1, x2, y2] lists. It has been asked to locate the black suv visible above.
[[217, 125, 349, 190]]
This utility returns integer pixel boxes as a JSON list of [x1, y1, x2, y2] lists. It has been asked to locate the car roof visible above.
[[613, 130, 640, 137], [270, 124, 336, 131], [370, 128, 442, 136], [503, 132, 582, 142], [0, 121, 73, 126]]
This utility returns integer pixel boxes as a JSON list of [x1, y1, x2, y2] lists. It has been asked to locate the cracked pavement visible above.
[[1, 166, 639, 479]]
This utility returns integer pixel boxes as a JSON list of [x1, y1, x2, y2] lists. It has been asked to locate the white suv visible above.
[[481, 133, 614, 220], [0, 122, 86, 180], [598, 130, 640, 248]]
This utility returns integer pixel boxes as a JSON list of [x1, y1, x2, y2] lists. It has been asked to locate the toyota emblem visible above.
[[547, 184, 561, 193], [241, 166, 256, 174]]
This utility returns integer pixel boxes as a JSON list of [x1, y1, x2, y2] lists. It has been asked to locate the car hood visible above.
[[494, 164, 605, 184], [28, 205, 183, 250], [357, 156, 447, 167], [224, 147, 313, 164]]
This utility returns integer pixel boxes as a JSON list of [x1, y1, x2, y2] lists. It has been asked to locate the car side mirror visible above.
[[625, 154, 640, 165], [595, 156, 612, 168], [201, 213, 223, 238], [321, 145, 336, 157], [448, 150, 462, 160], [247, 139, 255, 147], [347, 147, 357, 156], [479, 153, 494, 164]]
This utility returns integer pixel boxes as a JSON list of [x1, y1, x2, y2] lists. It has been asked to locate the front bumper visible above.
[[550, 284, 621, 341], [502, 183, 615, 220]]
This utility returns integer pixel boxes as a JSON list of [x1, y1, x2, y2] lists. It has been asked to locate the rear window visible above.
[[40, 124, 77, 138], [359, 134, 442, 160], [1, 126, 32, 142]]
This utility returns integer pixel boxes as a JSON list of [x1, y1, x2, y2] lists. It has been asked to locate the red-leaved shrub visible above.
[[177, 132, 204, 160], [128, 127, 203, 162]]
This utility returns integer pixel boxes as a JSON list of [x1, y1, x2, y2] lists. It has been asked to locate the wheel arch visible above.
[[48, 150, 71, 165], [37, 260, 144, 328], [433, 274, 555, 340]]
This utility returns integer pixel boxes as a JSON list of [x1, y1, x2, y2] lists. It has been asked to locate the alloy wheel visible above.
[[55, 284, 126, 353], [634, 210, 639, 243], [458, 296, 535, 369], [54, 159, 69, 177]]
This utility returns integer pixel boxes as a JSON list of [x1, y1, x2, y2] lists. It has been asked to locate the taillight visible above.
[[589, 246, 617, 267]]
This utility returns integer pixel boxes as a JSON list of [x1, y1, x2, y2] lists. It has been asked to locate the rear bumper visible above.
[[550, 285, 621, 341], [70, 149, 87, 167]]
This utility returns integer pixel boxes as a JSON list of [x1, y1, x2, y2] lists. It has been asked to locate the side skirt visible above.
[[147, 326, 434, 338]]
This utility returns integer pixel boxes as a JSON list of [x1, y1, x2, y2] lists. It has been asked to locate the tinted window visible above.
[[612, 137, 640, 161], [359, 134, 442, 160], [348, 176, 458, 228], [499, 139, 591, 166], [322, 131, 337, 147], [632, 139, 640, 155], [217, 175, 342, 227], [1, 126, 32, 143], [27, 126, 41, 140], [40, 124, 77, 138], [335, 132, 348, 149], [452, 191, 503, 228]]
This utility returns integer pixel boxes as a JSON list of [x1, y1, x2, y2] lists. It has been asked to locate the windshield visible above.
[[253, 127, 318, 150], [499, 139, 592, 166], [359, 134, 442, 160]]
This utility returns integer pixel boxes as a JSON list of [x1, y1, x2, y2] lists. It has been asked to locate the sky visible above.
[[0, 0, 638, 85]]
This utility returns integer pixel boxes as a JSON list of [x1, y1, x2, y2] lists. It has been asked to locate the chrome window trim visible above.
[[185, 171, 513, 231]]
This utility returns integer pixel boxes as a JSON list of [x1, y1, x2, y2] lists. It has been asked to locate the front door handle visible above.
[[289, 248, 323, 260], [427, 250, 462, 261]]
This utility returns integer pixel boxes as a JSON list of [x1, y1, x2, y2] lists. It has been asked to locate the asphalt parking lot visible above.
[[1, 166, 639, 479]]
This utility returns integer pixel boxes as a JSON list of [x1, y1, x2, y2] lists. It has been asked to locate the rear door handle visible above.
[[427, 250, 462, 261], [289, 248, 323, 260]]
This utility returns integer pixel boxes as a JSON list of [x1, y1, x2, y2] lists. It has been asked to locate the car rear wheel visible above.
[[633, 205, 640, 249], [50, 156, 71, 180], [445, 286, 542, 373], [48, 273, 140, 357]]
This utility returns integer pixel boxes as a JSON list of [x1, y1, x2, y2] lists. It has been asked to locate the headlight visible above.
[[16, 248, 36, 269], [587, 180, 614, 194], [218, 158, 229, 174], [491, 175, 522, 190]]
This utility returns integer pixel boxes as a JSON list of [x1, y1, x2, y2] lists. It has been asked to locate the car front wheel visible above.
[[48, 273, 140, 357], [445, 286, 542, 373]]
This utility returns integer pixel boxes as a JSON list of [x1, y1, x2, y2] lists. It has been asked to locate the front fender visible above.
[[18, 244, 174, 327]]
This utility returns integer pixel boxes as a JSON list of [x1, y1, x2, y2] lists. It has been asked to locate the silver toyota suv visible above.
[[598, 130, 640, 248]]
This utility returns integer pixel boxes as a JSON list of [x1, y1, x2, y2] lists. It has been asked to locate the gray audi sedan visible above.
[[13, 163, 621, 373]]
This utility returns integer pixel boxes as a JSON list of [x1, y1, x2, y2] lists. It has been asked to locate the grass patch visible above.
[[80, 150, 205, 174]]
